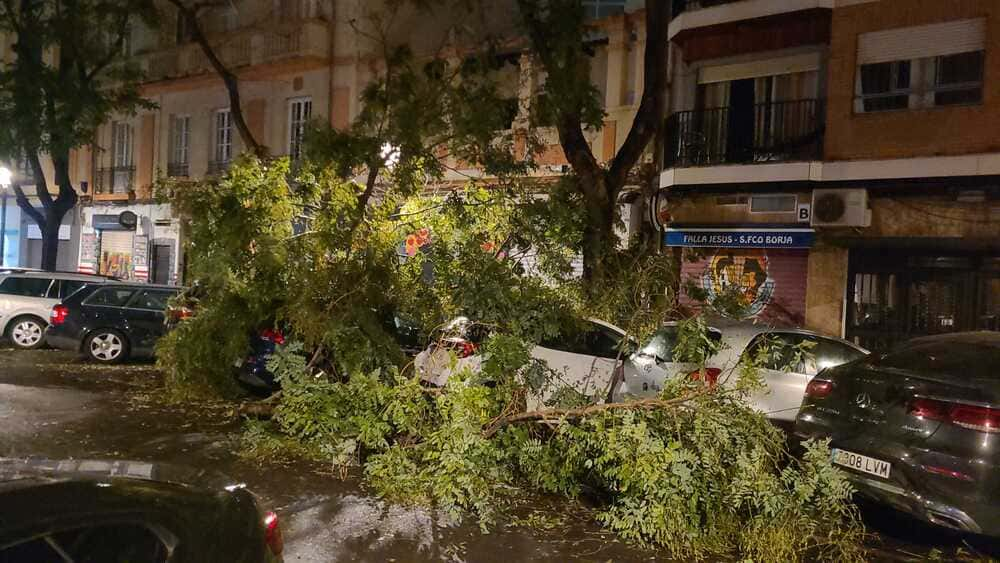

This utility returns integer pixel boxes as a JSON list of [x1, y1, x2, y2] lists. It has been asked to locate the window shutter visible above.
[[858, 18, 986, 65]]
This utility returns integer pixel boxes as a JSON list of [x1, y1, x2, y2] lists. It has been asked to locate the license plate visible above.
[[832, 448, 891, 479]]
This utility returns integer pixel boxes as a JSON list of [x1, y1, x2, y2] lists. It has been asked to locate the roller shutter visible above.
[[857, 18, 985, 65]]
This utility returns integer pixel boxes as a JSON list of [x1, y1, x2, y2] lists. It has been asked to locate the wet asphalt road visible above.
[[1, 347, 998, 562]]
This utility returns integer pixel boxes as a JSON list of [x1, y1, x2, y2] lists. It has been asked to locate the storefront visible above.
[[665, 226, 815, 327], [846, 247, 1000, 351], [77, 203, 181, 285]]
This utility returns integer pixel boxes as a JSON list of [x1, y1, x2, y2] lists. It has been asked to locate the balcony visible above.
[[668, 0, 833, 42], [138, 20, 330, 82], [95, 166, 135, 195], [672, 0, 740, 14], [167, 162, 190, 178], [664, 99, 824, 168], [207, 160, 231, 176]]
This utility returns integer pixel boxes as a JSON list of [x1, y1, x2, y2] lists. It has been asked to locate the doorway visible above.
[[151, 243, 172, 285]]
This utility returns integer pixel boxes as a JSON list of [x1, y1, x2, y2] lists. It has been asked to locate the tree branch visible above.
[[482, 391, 706, 438], [11, 183, 45, 227], [166, 0, 266, 157]]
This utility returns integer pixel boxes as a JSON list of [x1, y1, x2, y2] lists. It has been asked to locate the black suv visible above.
[[45, 282, 181, 363]]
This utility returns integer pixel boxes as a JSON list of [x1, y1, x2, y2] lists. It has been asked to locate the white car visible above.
[[415, 317, 631, 408], [612, 322, 869, 425], [0, 271, 110, 350]]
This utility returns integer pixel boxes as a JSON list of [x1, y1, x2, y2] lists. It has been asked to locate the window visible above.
[[744, 333, 816, 374], [213, 109, 232, 165], [858, 60, 911, 112], [0, 276, 53, 297], [169, 115, 190, 176], [933, 50, 984, 106], [0, 523, 169, 562], [813, 338, 866, 372], [85, 287, 138, 307], [111, 121, 134, 193], [127, 289, 177, 311], [176, 11, 194, 44], [637, 326, 722, 363], [582, 0, 626, 19], [856, 51, 985, 112], [749, 194, 796, 213], [288, 98, 312, 160], [55, 279, 88, 299]]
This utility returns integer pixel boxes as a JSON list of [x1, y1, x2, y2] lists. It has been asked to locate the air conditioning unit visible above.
[[810, 189, 871, 227]]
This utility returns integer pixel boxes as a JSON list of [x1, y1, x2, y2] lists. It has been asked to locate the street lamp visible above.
[[0, 166, 10, 267]]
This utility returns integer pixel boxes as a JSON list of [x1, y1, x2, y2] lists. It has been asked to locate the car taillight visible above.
[[804, 379, 834, 399], [264, 511, 283, 555], [909, 398, 1000, 434], [688, 367, 721, 386], [50, 305, 69, 326], [458, 341, 477, 358], [260, 329, 285, 345]]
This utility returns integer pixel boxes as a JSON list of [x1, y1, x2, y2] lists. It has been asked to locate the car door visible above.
[[742, 332, 818, 423], [81, 286, 138, 332], [122, 289, 178, 355]]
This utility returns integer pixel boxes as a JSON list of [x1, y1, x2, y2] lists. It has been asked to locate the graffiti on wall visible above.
[[701, 249, 775, 318], [100, 252, 133, 280], [682, 248, 807, 327]]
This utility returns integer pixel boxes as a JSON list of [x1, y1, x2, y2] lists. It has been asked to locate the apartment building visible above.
[[69, 0, 333, 283], [58, 0, 646, 282], [661, 0, 1000, 349]]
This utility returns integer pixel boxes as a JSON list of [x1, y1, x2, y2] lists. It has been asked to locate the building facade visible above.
[[661, 0, 1000, 350]]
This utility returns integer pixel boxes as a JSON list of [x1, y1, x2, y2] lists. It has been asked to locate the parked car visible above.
[[794, 332, 1000, 537], [237, 313, 426, 394], [0, 270, 113, 350], [612, 321, 869, 426], [45, 282, 182, 363], [415, 317, 631, 408], [0, 457, 283, 562]]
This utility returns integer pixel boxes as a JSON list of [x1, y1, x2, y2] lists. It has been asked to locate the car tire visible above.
[[6, 315, 47, 350], [84, 329, 129, 364]]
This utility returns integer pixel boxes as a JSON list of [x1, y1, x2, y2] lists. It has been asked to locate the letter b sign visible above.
[[797, 203, 811, 223]]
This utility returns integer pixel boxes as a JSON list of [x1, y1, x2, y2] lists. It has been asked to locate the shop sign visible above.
[[665, 228, 815, 249]]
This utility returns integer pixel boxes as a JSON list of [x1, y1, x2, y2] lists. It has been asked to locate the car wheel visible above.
[[85, 330, 129, 363], [7, 316, 47, 350]]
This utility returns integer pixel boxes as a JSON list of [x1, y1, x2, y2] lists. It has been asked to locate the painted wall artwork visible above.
[[681, 248, 808, 327], [100, 252, 133, 280]]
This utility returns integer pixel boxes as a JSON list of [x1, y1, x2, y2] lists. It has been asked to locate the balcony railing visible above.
[[95, 166, 135, 194], [207, 160, 231, 176], [671, 0, 742, 16], [167, 162, 190, 178], [664, 99, 825, 168], [138, 21, 329, 82]]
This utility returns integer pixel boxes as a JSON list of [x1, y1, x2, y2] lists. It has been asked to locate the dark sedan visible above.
[[795, 332, 1000, 537], [45, 282, 181, 363], [0, 457, 282, 562]]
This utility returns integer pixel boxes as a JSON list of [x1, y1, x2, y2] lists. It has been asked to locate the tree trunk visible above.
[[40, 210, 62, 271], [581, 177, 615, 287]]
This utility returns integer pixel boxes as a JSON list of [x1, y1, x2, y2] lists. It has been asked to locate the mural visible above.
[[701, 249, 775, 318], [681, 248, 808, 327], [100, 251, 133, 280]]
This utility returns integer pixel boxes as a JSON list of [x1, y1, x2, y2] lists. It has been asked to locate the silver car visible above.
[[0, 271, 111, 350], [613, 321, 869, 426]]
